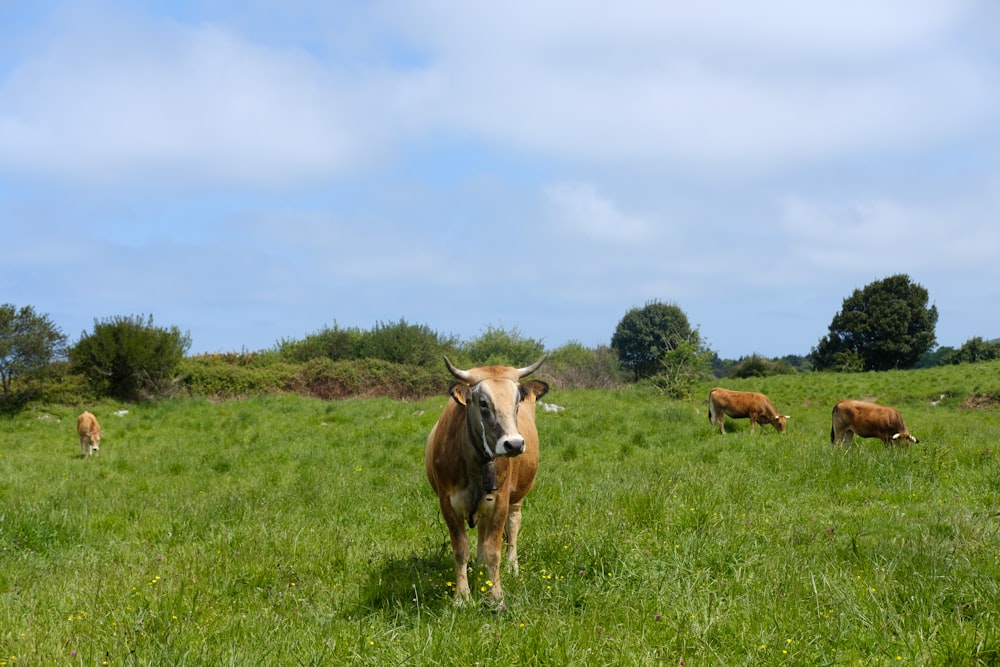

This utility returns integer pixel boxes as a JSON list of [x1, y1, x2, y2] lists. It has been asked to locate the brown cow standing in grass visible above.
[[425, 356, 548, 606], [77, 411, 102, 458], [831, 399, 919, 446], [708, 387, 789, 434]]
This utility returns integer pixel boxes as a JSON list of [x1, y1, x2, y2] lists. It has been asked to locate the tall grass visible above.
[[2, 363, 1000, 665]]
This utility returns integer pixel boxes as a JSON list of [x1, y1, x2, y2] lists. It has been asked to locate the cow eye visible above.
[[478, 396, 490, 411]]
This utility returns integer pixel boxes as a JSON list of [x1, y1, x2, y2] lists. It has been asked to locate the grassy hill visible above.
[[2, 361, 999, 665]]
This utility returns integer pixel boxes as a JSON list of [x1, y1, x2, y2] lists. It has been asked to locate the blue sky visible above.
[[3, 0, 999, 359]]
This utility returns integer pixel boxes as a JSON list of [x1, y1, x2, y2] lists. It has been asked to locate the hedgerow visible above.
[[178, 356, 295, 398], [285, 358, 442, 400]]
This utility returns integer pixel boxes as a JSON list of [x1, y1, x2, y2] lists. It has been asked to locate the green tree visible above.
[[813, 274, 938, 372], [70, 314, 191, 400], [0, 304, 67, 406], [611, 301, 699, 379]]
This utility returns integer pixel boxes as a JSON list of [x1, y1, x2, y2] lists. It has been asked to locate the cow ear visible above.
[[520, 379, 549, 401], [448, 382, 469, 406]]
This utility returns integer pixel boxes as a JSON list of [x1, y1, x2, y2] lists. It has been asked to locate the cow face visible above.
[[449, 378, 527, 460], [754, 413, 788, 432], [443, 355, 548, 461]]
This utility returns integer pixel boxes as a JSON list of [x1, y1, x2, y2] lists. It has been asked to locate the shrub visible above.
[[179, 356, 295, 398], [276, 320, 459, 367], [357, 319, 459, 367], [942, 337, 1000, 365], [544, 342, 623, 389], [69, 314, 191, 400], [460, 325, 545, 366], [655, 339, 714, 399], [276, 325, 362, 362], [728, 354, 796, 378]]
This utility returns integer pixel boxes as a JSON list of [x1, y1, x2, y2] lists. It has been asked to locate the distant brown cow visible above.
[[77, 411, 102, 458], [708, 387, 789, 434], [425, 356, 548, 606], [831, 399, 918, 446]]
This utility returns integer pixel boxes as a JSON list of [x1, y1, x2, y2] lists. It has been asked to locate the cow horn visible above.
[[445, 354, 547, 382], [443, 356, 474, 383], [516, 355, 547, 378]]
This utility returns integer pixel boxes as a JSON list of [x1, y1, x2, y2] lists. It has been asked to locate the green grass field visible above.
[[2, 362, 1000, 665]]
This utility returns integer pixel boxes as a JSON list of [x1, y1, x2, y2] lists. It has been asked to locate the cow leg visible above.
[[709, 404, 724, 433], [505, 501, 524, 576], [440, 501, 472, 604], [478, 512, 507, 604], [836, 429, 853, 446]]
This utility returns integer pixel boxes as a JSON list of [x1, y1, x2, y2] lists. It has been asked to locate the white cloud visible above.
[[543, 182, 658, 243], [779, 194, 1000, 273], [386, 0, 971, 62], [0, 12, 381, 188], [384, 0, 993, 170], [3, 0, 993, 190]]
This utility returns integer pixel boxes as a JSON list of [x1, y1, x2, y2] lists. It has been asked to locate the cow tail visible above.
[[830, 404, 837, 443]]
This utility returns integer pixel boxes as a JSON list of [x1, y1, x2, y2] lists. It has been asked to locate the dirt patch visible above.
[[960, 394, 1000, 410]]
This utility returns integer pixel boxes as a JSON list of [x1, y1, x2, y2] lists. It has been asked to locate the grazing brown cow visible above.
[[425, 356, 549, 606], [708, 387, 789, 434], [77, 411, 102, 458], [831, 399, 918, 446]]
